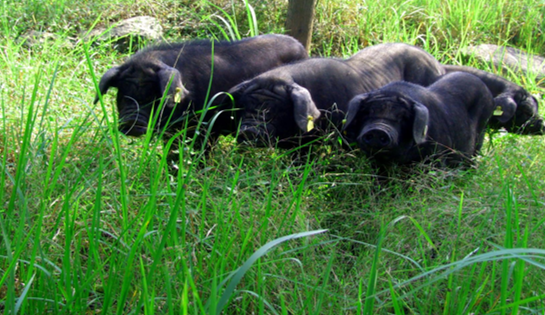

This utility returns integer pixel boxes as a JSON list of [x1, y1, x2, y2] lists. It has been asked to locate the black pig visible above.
[[229, 58, 370, 147], [229, 43, 542, 148], [342, 72, 496, 165], [94, 34, 308, 141]]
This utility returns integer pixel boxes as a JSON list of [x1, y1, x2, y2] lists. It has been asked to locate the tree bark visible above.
[[285, 0, 316, 53]]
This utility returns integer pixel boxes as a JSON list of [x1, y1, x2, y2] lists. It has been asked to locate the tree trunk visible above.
[[285, 0, 316, 53]]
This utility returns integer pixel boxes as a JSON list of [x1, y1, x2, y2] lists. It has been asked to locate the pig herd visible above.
[[95, 34, 544, 167]]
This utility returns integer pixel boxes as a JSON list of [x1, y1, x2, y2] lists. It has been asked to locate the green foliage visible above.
[[1, 0, 545, 314]]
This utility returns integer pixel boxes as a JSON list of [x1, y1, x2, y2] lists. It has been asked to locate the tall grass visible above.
[[1, 0, 545, 313]]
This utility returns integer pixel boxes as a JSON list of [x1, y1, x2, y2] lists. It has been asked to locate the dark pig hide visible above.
[[442, 65, 543, 135], [230, 43, 543, 149], [229, 58, 369, 147], [342, 72, 497, 165], [94, 34, 308, 141]]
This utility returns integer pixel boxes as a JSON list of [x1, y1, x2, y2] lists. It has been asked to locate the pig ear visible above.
[[290, 83, 321, 132], [228, 80, 259, 99], [94, 66, 120, 104], [157, 64, 189, 108], [412, 101, 429, 144], [343, 94, 369, 131], [493, 96, 517, 124]]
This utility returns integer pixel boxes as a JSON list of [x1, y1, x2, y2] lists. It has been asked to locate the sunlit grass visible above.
[[1, 0, 545, 313]]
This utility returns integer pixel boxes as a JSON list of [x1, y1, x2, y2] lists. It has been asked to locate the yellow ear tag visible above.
[[307, 115, 315, 132], [493, 106, 503, 116], [174, 87, 183, 103], [423, 125, 428, 137]]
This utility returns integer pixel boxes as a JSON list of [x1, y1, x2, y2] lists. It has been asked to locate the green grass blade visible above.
[[209, 229, 328, 314], [243, 0, 258, 37], [363, 224, 386, 314], [14, 273, 35, 314], [388, 280, 404, 315]]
